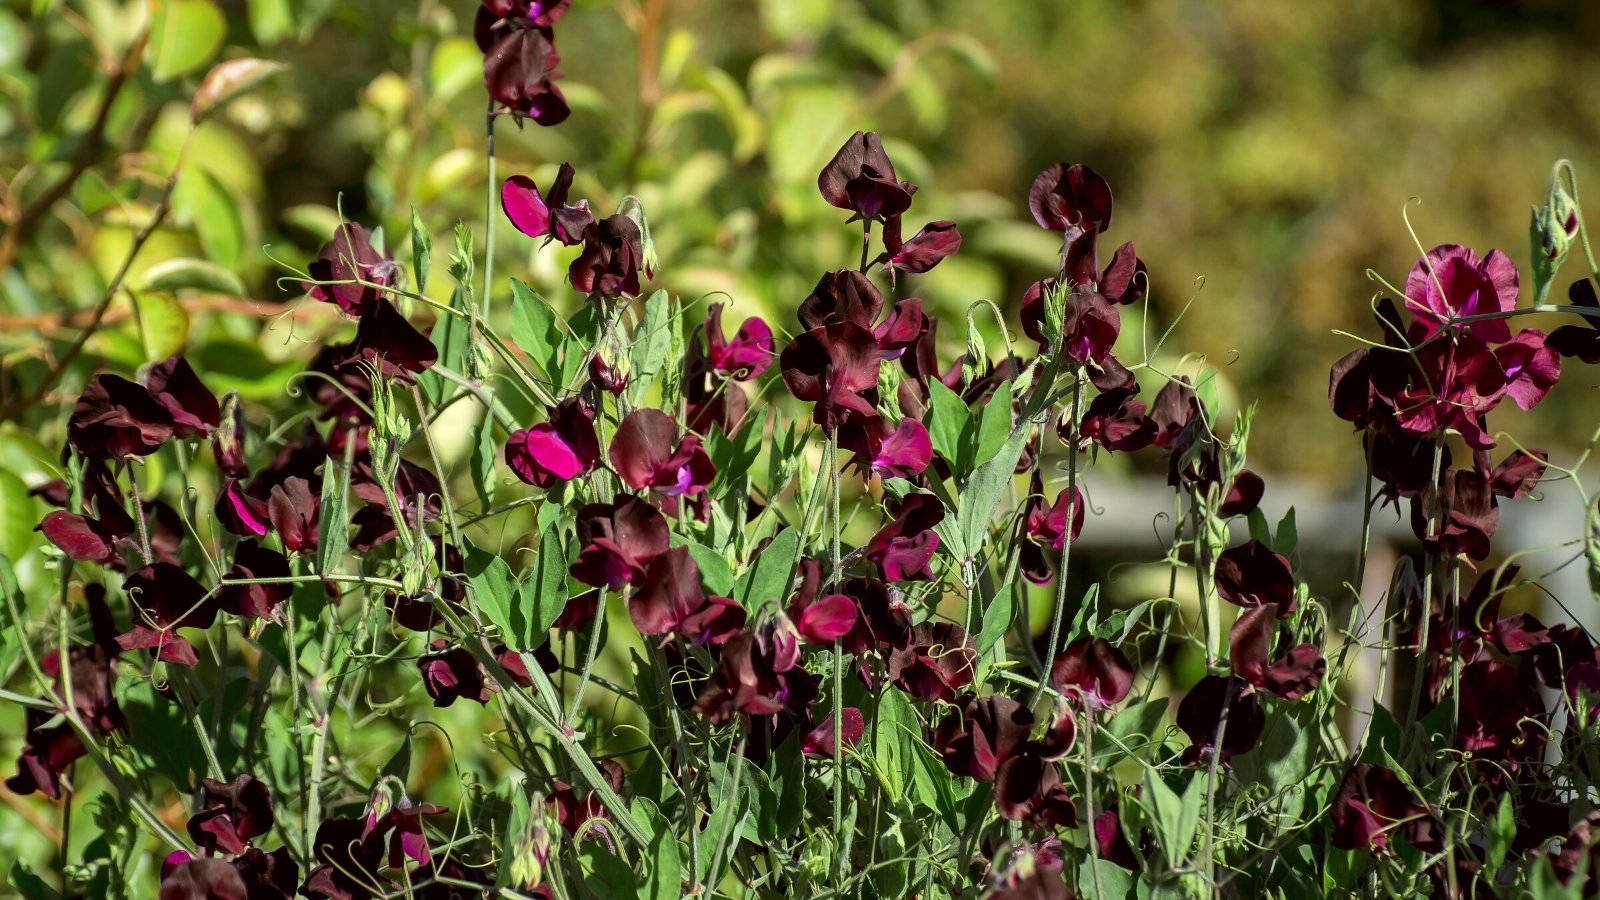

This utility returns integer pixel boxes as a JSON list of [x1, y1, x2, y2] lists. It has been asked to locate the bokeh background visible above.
[[4, 0, 1600, 882]]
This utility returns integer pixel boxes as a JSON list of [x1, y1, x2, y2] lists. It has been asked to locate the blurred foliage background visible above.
[[2, 0, 1599, 879]]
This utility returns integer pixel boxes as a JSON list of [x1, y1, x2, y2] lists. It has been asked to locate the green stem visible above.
[[1030, 370, 1082, 707]]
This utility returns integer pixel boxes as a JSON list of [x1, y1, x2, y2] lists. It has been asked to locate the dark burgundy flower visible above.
[[1548, 276, 1600, 362], [501, 163, 591, 247], [837, 575, 913, 659], [1060, 290, 1120, 363], [6, 710, 86, 799], [346, 298, 439, 380], [304, 223, 397, 317], [214, 478, 270, 539], [1176, 675, 1264, 766], [37, 501, 131, 564], [628, 545, 706, 637], [68, 373, 175, 459], [865, 492, 944, 582], [187, 774, 274, 855], [481, 0, 570, 27], [1077, 386, 1155, 453], [1150, 376, 1203, 448], [933, 693, 1037, 783], [1410, 467, 1499, 561], [384, 796, 449, 868], [610, 408, 716, 498], [40, 588, 123, 734], [570, 495, 670, 590], [232, 847, 298, 900], [569, 214, 643, 298], [145, 356, 220, 439], [267, 476, 319, 554], [1095, 804, 1143, 871], [1213, 540, 1295, 616], [704, 303, 774, 380], [1050, 637, 1134, 709], [117, 562, 219, 666], [780, 322, 882, 434], [886, 622, 975, 702], [1228, 604, 1325, 701], [881, 217, 960, 282], [1218, 469, 1265, 517], [1488, 448, 1547, 499], [1329, 764, 1440, 854], [693, 630, 807, 723], [798, 270, 885, 332], [480, 17, 569, 125], [159, 856, 249, 900], [785, 568, 859, 646], [1099, 241, 1148, 305], [817, 131, 915, 222], [1029, 163, 1113, 236], [217, 540, 292, 621], [553, 588, 600, 631], [802, 708, 864, 757], [1403, 244, 1518, 343], [842, 415, 932, 480], [418, 640, 490, 707], [679, 593, 746, 647], [995, 751, 1078, 828], [1494, 328, 1561, 410], [505, 396, 600, 489], [304, 815, 385, 900]]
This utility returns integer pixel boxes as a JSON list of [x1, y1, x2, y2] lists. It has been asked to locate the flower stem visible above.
[[1030, 369, 1082, 708]]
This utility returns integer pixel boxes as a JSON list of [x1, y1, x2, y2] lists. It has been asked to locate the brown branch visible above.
[[0, 31, 148, 275]]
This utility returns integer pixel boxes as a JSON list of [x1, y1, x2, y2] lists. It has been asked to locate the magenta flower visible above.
[[802, 707, 865, 758], [1393, 332, 1506, 449], [817, 131, 915, 222], [610, 408, 716, 498], [505, 396, 600, 489], [1494, 328, 1561, 411], [570, 495, 671, 590], [704, 302, 775, 380], [840, 415, 932, 480], [187, 774, 275, 855], [501, 163, 592, 246], [1403, 244, 1519, 343]]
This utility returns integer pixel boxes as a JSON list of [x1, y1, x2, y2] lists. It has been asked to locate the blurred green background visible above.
[[6, 0, 1600, 484]]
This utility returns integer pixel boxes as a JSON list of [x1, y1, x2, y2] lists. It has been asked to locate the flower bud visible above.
[[962, 315, 987, 388], [875, 359, 903, 412], [366, 365, 409, 478], [1040, 281, 1067, 357], [590, 331, 630, 396], [212, 392, 248, 478], [1531, 177, 1582, 303]]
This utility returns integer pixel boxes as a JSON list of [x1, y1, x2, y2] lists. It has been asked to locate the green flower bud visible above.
[[962, 315, 987, 388], [1040, 281, 1067, 357], [1530, 176, 1582, 304]]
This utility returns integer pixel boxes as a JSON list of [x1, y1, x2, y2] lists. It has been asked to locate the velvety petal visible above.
[[886, 220, 961, 276], [1495, 328, 1561, 411], [218, 540, 292, 620], [1259, 644, 1325, 701], [215, 478, 271, 538], [501, 174, 552, 238], [68, 374, 175, 459], [796, 593, 858, 644], [1050, 637, 1134, 708], [37, 510, 117, 562], [146, 356, 221, 439], [1489, 448, 1548, 499], [1219, 469, 1265, 517], [802, 707, 864, 757], [1028, 163, 1113, 234], [1214, 540, 1296, 614], [268, 477, 319, 554], [870, 418, 932, 479], [629, 546, 704, 637]]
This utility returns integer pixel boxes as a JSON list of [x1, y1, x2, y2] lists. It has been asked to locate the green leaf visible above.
[[423, 284, 470, 405], [1076, 856, 1134, 899], [410, 207, 431, 294], [0, 555, 29, 679], [633, 798, 683, 900], [182, 169, 244, 269], [626, 290, 673, 408], [975, 580, 1013, 656], [1274, 506, 1299, 562], [1143, 769, 1201, 867], [1486, 792, 1514, 870], [247, 0, 292, 44], [0, 470, 38, 562], [1092, 598, 1160, 647], [924, 379, 970, 475], [733, 526, 799, 607], [466, 549, 519, 642], [149, 0, 226, 83], [706, 409, 767, 500], [509, 279, 563, 381], [972, 380, 1013, 469], [469, 412, 497, 512], [874, 688, 922, 803], [374, 729, 412, 790], [517, 528, 569, 649], [579, 844, 638, 895], [674, 537, 735, 595], [316, 454, 349, 576], [8, 861, 58, 900], [136, 257, 246, 296], [956, 424, 1030, 561], [1099, 699, 1166, 766], [130, 291, 190, 361], [767, 731, 806, 840], [1246, 508, 1272, 547]]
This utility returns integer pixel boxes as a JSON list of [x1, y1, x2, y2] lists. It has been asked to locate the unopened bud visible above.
[[620, 197, 658, 279], [365, 365, 409, 478], [1531, 176, 1582, 303], [1040, 281, 1067, 357], [213, 392, 248, 478], [511, 818, 553, 889], [875, 361, 903, 414], [962, 315, 987, 388], [590, 331, 630, 396]]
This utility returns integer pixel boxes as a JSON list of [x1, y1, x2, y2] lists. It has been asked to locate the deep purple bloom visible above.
[[146, 356, 221, 439], [865, 492, 944, 582], [505, 396, 600, 489], [817, 131, 915, 222], [628, 545, 706, 637], [67, 373, 176, 459], [303, 815, 385, 900], [159, 856, 250, 900], [886, 621, 975, 702], [610, 408, 716, 498], [346, 298, 440, 380], [117, 562, 220, 666], [797, 269, 884, 331], [418, 640, 490, 707], [841, 415, 932, 480], [1403, 244, 1518, 343], [1076, 386, 1155, 453], [802, 707, 864, 757], [217, 540, 292, 621], [304, 223, 397, 318], [187, 774, 275, 855], [1050, 637, 1134, 709], [1488, 448, 1547, 499], [1214, 540, 1296, 616], [1329, 764, 1441, 854], [780, 322, 882, 434], [1410, 467, 1499, 561], [569, 214, 643, 297], [1494, 328, 1561, 410], [479, 14, 569, 125], [1176, 675, 1264, 766], [1218, 469, 1266, 517], [1228, 604, 1325, 701], [570, 495, 671, 590], [267, 476, 320, 554], [1028, 163, 1113, 236], [881, 217, 960, 281]]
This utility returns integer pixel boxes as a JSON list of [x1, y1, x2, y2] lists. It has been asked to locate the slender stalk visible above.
[[826, 432, 846, 886], [703, 730, 747, 893], [1201, 690, 1234, 897], [563, 594, 605, 730], [482, 104, 497, 321], [1083, 710, 1106, 899], [1402, 439, 1446, 740], [1030, 370, 1082, 707]]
